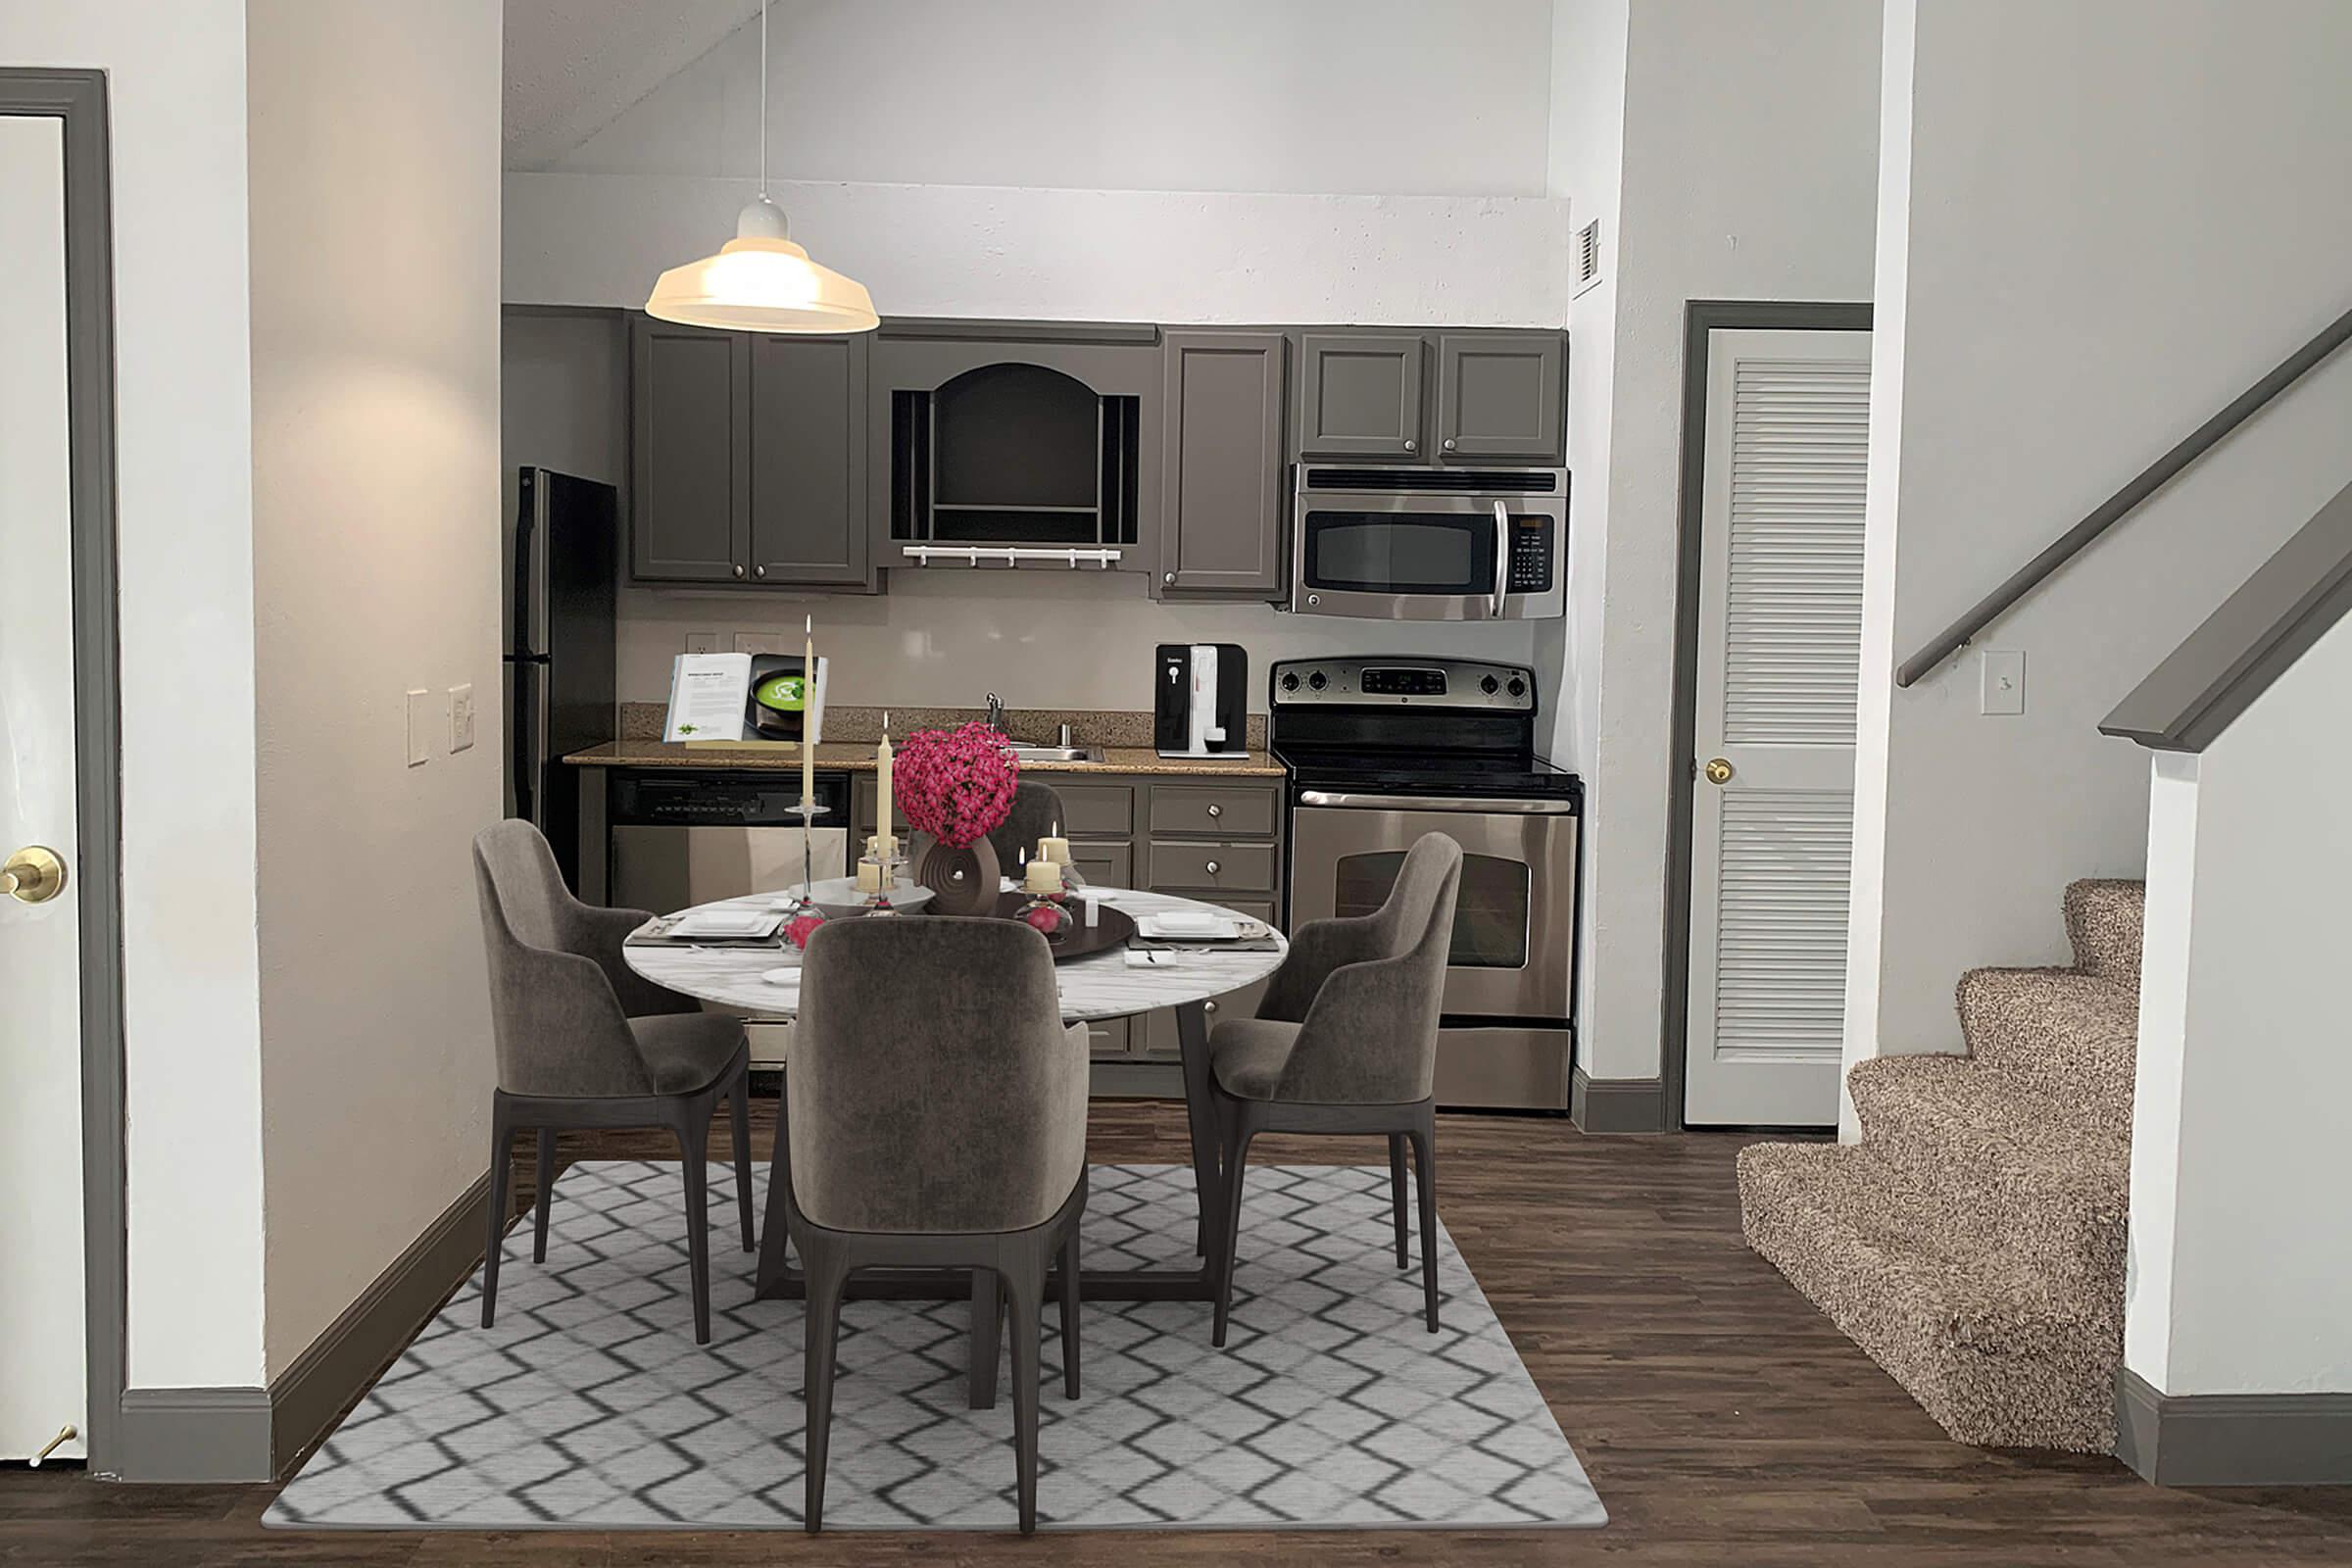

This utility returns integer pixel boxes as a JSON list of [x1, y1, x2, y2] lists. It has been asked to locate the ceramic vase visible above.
[[914, 835, 1000, 915]]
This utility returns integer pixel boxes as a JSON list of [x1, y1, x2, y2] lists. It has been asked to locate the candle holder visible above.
[[859, 842, 908, 916], [782, 803, 831, 947]]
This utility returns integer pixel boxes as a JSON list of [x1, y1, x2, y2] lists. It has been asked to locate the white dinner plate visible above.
[[667, 907, 786, 939], [1136, 912, 1246, 941]]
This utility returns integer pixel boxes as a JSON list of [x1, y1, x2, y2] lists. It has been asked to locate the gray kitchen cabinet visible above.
[[747, 332, 871, 586], [1296, 331, 1425, 459], [1154, 330, 1288, 600], [630, 318, 747, 583], [1436, 331, 1565, 462]]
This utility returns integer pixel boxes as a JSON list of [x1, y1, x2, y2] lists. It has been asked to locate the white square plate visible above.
[[667, 907, 785, 939], [1136, 912, 1245, 941]]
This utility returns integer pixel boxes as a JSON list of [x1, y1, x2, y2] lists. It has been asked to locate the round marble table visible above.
[[623, 887, 1287, 1378]]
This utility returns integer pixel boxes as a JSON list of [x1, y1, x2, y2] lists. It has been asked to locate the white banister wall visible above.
[[2123, 609, 2352, 1396]]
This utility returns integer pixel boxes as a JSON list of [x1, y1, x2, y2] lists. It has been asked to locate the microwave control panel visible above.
[[1507, 516, 1554, 593]]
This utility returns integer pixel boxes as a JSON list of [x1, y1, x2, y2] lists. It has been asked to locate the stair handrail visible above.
[[1893, 301, 2352, 689]]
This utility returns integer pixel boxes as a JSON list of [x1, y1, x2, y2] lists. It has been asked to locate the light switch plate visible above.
[[405, 689, 434, 765], [1981, 650, 2026, 715], [449, 682, 475, 753], [686, 631, 721, 655]]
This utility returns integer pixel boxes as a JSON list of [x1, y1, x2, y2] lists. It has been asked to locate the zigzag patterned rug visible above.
[[268, 1160, 1605, 1532]]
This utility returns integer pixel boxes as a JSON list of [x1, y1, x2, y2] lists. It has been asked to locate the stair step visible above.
[[2064, 878, 2145, 991], [1737, 1141, 2120, 1452], [1844, 1054, 2129, 1275], [1954, 966, 2138, 1107]]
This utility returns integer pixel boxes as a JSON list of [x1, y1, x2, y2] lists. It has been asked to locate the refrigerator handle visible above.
[[510, 662, 536, 825]]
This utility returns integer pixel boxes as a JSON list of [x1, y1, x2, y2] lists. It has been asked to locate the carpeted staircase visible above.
[[1738, 879, 2144, 1452]]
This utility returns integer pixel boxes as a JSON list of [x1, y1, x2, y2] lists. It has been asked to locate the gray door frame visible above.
[[1662, 300, 1872, 1132], [1, 69, 127, 1473]]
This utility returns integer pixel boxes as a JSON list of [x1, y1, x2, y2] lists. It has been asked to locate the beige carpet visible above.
[[1738, 879, 2142, 1452]]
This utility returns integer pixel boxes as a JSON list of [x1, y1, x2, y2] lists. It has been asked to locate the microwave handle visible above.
[[1492, 501, 1509, 618]]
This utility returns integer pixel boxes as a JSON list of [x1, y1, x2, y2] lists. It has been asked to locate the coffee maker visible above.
[[1153, 643, 1249, 758]]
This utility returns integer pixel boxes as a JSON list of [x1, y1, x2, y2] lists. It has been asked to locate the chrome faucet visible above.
[[986, 692, 1006, 733]]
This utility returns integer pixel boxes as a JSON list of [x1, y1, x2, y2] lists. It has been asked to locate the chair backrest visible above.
[[473, 819, 646, 1097], [988, 778, 1067, 873], [787, 916, 1087, 1234], [1291, 831, 1462, 1102]]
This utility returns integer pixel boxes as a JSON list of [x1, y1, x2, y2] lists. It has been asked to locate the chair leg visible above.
[[678, 1111, 712, 1345], [481, 1102, 514, 1329], [800, 1245, 850, 1535], [1057, 1219, 1081, 1401], [1211, 1106, 1256, 1349], [968, 1268, 1001, 1411], [532, 1129, 557, 1264], [1004, 1256, 1044, 1535], [1388, 1132, 1409, 1270], [728, 1069, 756, 1253], [1408, 1116, 1440, 1333]]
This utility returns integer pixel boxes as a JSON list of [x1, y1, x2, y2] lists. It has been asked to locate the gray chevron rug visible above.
[[267, 1160, 1604, 1532]]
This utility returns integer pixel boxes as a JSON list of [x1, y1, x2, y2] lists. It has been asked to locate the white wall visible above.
[[247, 0, 505, 1376], [1843, 0, 2352, 1116], [540, 0, 1556, 198], [2125, 612, 2352, 1396], [1552, 0, 1882, 1083], [1, 0, 269, 1390]]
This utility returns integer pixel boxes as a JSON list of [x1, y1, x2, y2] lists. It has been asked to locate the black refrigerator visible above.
[[505, 467, 618, 890]]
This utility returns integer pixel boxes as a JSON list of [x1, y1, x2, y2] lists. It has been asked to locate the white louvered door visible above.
[[1685, 329, 1870, 1128]]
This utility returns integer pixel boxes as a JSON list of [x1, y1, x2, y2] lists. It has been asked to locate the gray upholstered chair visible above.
[[1206, 831, 1462, 1347], [472, 819, 753, 1346], [906, 777, 1067, 877], [777, 916, 1089, 1535]]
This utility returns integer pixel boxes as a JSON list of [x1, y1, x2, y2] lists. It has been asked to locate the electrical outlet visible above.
[[685, 631, 721, 655], [1981, 650, 2026, 715], [405, 689, 435, 765], [733, 631, 784, 656], [449, 682, 475, 753]]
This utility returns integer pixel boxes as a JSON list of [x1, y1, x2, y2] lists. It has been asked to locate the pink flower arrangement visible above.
[[895, 721, 1019, 849]]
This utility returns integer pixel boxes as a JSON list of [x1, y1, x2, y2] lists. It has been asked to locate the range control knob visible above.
[[1505, 676, 1527, 699], [1279, 671, 1300, 693], [1480, 674, 1499, 696], [1306, 670, 1328, 692]]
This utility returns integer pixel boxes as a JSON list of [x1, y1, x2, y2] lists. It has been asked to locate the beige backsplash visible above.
[[615, 702, 1267, 751]]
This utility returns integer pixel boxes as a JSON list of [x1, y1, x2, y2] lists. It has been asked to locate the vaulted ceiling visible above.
[[503, 0, 761, 170]]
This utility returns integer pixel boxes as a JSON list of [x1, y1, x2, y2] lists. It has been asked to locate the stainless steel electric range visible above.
[[1269, 656, 1582, 1111]]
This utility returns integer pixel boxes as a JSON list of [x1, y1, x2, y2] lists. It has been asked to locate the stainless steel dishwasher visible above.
[[608, 770, 853, 914]]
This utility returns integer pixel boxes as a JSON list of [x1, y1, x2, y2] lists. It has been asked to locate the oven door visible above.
[[1290, 489, 1565, 620], [1289, 793, 1577, 1020]]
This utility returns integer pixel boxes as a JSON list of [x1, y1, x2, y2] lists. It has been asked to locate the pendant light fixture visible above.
[[643, 1, 878, 332]]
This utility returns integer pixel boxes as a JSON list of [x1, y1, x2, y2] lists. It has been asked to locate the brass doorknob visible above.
[[3, 846, 67, 904], [1702, 759, 1734, 786]]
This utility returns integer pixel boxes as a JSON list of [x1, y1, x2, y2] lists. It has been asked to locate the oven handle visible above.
[[1492, 500, 1509, 618], [1298, 790, 1578, 815]]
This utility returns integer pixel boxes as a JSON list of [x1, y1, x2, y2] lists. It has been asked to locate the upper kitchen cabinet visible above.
[[628, 316, 875, 590], [1436, 332, 1564, 461], [630, 318, 746, 582], [1155, 330, 1288, 601], [872, 319, 1162, 574], [747, 332, 869, 586], [1296, 332, 1425, 458]]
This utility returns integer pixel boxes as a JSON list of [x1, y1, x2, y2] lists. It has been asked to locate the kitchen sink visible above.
[[1005, 745, 1104, 763]]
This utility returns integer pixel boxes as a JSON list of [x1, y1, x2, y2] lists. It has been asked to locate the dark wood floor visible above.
[[8, 1100, 2351, 1566]]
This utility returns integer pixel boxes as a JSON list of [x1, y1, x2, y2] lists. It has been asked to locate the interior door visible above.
[[1685, 328, 1871, 1128], [0, 112, 87, 1462]]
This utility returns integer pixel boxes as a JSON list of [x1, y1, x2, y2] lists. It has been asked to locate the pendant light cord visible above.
[[758, 1, 769, 198]]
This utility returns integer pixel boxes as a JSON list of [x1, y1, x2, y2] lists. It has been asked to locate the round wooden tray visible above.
[[984, 892, 1135, 960]]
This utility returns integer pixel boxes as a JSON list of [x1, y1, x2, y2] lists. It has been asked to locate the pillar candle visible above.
[[1036, 819, 1071, 866], [1022, 852, 1062, 894]]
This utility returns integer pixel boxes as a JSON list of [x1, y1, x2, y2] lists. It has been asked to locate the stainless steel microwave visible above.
[[1290, 466, 1568, 620]]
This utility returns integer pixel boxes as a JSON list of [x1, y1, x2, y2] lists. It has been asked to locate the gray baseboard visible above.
[[115, 1387, 273, 1483], [2116, 1366, 2352, 1486], [113, 1174, 491, 1483], [1570, 1066, 1669, 1134], [268, 1174, 493, 1476]]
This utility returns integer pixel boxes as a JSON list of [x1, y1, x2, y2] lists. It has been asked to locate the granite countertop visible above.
[[562, 739, 1287, 779]]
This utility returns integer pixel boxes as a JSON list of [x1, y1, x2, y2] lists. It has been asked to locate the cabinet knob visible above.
[[754, 564, 766, 579], [1204, 859, 1220, 875], [1402, 438, 1418, 453], [1163, 572, 1177, 586], [732, 564, 746, 579], [1443, 437, 1457, 452], [1204, 1000, 1219, 1014], [1206, 804, 1222, 818]]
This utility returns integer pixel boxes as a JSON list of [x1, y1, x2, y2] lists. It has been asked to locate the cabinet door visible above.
[[1297, 332, 1425, 459], [1436, 332, 1564, 461], [630, 318, 747, 582], [748, 332, 870, 587], [1067, 838, 1133, 893], [1156, 331, 1287, 599]]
